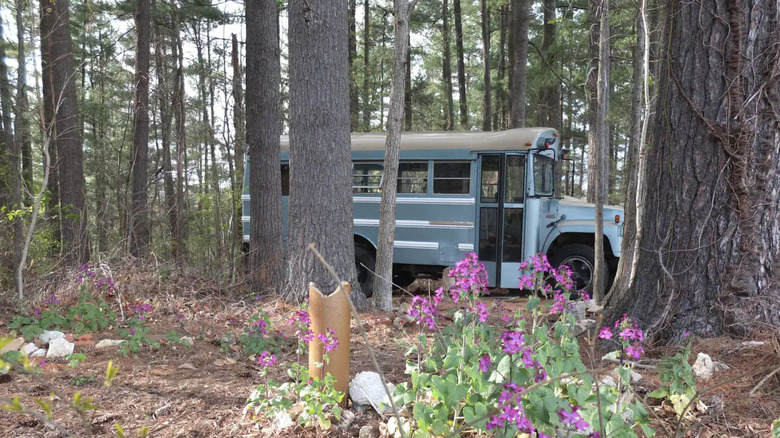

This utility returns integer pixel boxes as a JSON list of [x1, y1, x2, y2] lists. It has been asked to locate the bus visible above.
[[242, 128, 624, 295]]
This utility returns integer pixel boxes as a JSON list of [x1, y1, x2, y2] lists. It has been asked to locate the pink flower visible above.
[[257, 351, 277, 367], [478, 355, 491, 373], [598, 327, 613, 339]]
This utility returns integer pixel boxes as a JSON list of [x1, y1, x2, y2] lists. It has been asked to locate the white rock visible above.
[[95, 339, 126, 349], [31, 349, 47, 357], [574, 318, 597, 336], [349, 371, 395, 414], [692, 353, 715, 379], [46, 338, 74, 359], [38, 330, 65, 344], [584, 300, 604, 313], [272, 411, 294, 430], [179, 336, 194, 346], [570, 301, 586, 321], [21, 343, 39, 356]]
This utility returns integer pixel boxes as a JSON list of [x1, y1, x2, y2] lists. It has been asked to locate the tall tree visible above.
[[509, 0, 528, 128], [373, 0, 418, 311], [536, 0, 561, 130], [441, 0, 454, 131], [480, 0, 491, 131], [592, 0, 609, 303], [246, 0, 284, 291], [453, 0, 468, 128], [349, 0, 359, 131], [585, 0, 600, 202], [15, 0, 32, 194], [361, 0, 371, 131], [231, 33, 245, 256], [286, 0, 368, 308], [172, 1, 186, 260], [129, 0, 152, 257], [608, 0, 780, 340], [41, 0, 89, 264]]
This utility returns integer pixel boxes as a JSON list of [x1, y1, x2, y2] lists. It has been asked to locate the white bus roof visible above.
[[279, 128, 559, 152]]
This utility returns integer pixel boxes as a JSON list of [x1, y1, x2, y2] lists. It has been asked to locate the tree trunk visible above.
[[154, 9, 176, 260], [0, 18, 20, 289], [509, 0, 528, 128], [349, 0, 359, 131], [373, 0, 415, 312], [286, 0, 368, 309], [404, 36, 412, 130], [246, 0, 284, 292], [16, 0, 32, 195], [495, 6, 507, 130], [129, 0, 151, 258], [453, 0, 468, 128], [172, 2, 186, 261], [585, 0, 599, 202], [40, 0, 60, 252], [441, 0, 454, 131], [480, 0, 491, 131], [361, 0, 371, 131], [41, 0, 89, 265], [231, 33, 245, 256], [592, 0, 609, 303], [607, 0, 780, 341]]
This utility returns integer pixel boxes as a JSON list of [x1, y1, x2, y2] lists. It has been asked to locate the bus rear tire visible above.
[[392, 271, 416, 289], [355, 245, 375, 298]]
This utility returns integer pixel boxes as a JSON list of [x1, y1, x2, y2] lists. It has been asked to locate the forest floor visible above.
[[0, 264, 778, 437]]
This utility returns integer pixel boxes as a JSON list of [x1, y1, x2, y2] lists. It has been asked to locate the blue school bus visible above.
[[242, 128, 623, 295]]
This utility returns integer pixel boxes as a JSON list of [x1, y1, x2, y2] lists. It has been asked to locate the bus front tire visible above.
[[355, 245, 375, 298], [549, 244, 601, 297]]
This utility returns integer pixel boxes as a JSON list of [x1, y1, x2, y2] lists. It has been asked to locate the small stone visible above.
[[392, 315, 413, 329], [38, 330, 66, 345], [46, 338, 75, 359], [350, 371, 395, 414], [692, 353, 715, 379], [570, 301, 586, 321], [573, 318, 597, 336], [358, 425, 378, 438], [272, 411, 294, 430], [1, 337, 25, 354], [21, 343, 39, 356], [31, 348, 47, 357], [338, 409, 356, 429], [584, 299, 604, 313], [95, 339, 126, 349], [179, 336, 194, 346]]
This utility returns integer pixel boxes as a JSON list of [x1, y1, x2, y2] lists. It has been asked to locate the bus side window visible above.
[[398, 162, 428, 194], [433, 161, 470, 194], [352, 162, 384, 193], [281, 164, 290, 196]]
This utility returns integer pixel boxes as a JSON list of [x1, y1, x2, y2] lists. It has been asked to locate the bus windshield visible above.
[[533, 154, 555, 196]]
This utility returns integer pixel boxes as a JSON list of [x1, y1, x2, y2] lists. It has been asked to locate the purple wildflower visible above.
[[469, 300, 490, 322], [478, 354, 491, 373], [557, 405, 590, 431], [625, 344, 644, 360], [501, 330, 525, 354], [598, 327, 613, 339], [549, 290, 572, 314], [257, 351, 278, 367], [486, 383, 533, 432], [408, 295, 437, 330], [448, 253, 490, 303], [317, 328, 338, 352]]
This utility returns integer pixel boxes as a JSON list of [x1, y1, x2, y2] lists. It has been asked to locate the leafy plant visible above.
[[66, 286, 117, 335], [66, 353, 87, 368], [70, 375, 95, 387], [648, 335, 697, 419]]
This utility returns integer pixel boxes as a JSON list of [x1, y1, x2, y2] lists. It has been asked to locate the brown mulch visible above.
[[0, 266, 777, 437]]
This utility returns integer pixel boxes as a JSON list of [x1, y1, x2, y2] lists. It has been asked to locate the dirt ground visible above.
[[1, 269, 778, 437]]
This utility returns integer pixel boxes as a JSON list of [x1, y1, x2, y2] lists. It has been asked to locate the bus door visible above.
[[477, 154, 526, 288]]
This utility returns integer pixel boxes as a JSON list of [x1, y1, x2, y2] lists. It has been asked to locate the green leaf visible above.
[[772, 418, 780, 437], [647, 388, 668, 399], [431, 419, 449, 435], [115, 423, 126, 438], [462, 402, 488, 430], [526, 296, 541, 312], [33, 397, 53, 419]]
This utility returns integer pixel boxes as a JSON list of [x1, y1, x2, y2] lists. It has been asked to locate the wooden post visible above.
[[308, 282, 351, 402]]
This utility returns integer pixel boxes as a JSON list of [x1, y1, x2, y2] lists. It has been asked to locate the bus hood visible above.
[[556, 196, 624, 222]]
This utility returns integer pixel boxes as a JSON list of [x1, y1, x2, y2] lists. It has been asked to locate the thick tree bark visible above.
[[441, 0, 454, 131], [373, 0, 416, 312], [453, 0, 468, 128], [41, 0, 89, 265], [607, 0, 780, 341], [0, 18, 20, 289], [15, 0, 32, 194], [246, 0, 284, 292], [286, 0, 368, 309], [495, 6, 507, 130], [509, 0, 528, 128], [480, 0, 491, 131], [129, 0, 151, 258]]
